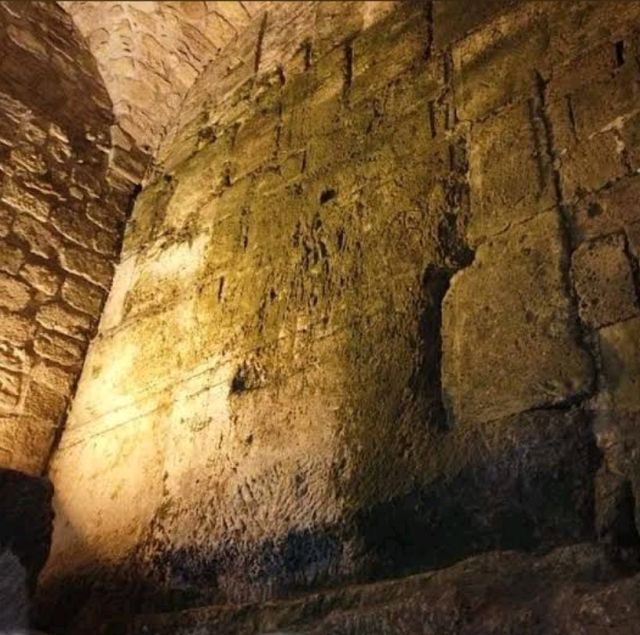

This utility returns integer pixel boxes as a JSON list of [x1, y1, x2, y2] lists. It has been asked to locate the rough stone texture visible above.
[[58, 1, 266, 154], [0, 2, 138, 475], [125, 544, 640, 635], [25, 0, 640, 632], [571, 234, 639, 329], [442, 211, 593, 426], [0, 549, 29, 634]]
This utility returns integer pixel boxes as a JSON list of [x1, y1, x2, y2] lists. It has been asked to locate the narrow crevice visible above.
[[343, 40, 354, 99], [254, 11, 269, 75], [534, 69, 599, 402], [423, 0, 434, 61]]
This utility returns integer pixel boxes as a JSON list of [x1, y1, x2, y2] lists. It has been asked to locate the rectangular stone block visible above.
[[442, 211, 594, 425], [61, 277, 104, 318], [19, 262, 61, 297], [0, 240, 25, 275], [34, 328, 85, 368], [468, 101, 555, 246], [12, 214, 62, 260], [570, 175, 640, 244], [58, 243, 114, 290], [0, 310, 35, 346], [453, 6, 548, 121], [0, 272, 31, 311], [599, 316, 640, 413], [0, 180, 50, 221], [36, 302, 92, 341], [571, 233, 639, 329]]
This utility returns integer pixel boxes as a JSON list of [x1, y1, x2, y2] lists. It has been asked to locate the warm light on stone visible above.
[[1, 1, 640, 633]]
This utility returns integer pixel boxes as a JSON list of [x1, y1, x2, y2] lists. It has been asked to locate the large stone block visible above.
[[599, 316, 640, 413], [442, 211, 593, 425], [452, 5, 548, 121], [571, 233, 639, 329], [570, 175, 640, 243], [467, 101, 554, 246]]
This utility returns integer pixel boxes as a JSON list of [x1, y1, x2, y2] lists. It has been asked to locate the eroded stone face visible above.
[[29, 0, 640, 630], [442, 211, 593, 426]]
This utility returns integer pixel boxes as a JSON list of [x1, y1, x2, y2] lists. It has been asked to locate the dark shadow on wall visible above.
[[37, 409, 603, 634]]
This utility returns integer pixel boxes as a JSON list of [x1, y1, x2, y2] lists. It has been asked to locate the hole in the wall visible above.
[[217, 277, 225, 302], [320, 188, 337, 205], [615, 40, 625, 67]]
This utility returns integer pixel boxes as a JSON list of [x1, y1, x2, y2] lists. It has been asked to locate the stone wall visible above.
[[0, 2, 140, 475], [42, 0, 640, 629]]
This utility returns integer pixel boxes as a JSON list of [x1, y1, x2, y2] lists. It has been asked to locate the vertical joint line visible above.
[[424, 0, 435, 60], [343, 39, 354, 99], [254, 11, 269, 75]]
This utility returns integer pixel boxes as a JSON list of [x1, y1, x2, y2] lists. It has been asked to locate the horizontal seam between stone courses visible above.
[[99, 260, 419, 339]]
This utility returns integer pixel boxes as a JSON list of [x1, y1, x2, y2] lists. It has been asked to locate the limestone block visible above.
[[599, 316, 640, 413], [453, 6, 548, 122], [0, 273, 31, 311], [571, 234, 639, 329], [36, 303, 92, 341], [0, 180, 50, 221], [442, 211, 593, 425], [558, 131, 626, 203], [0, 241, 25, 275], [34, 329, 84, 368], [12, 214, 62, 260], [0, 311, 35, 346], [468, 101, 554, 246], [434, 0, 517, 49], [19, 262, 61, 297], [58, 243, 114, 290], [60, 277, 104, 318], [570, 175, 640, 243]]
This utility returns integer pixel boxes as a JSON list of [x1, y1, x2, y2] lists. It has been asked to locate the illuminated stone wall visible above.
[[0, 2, 142, 475], [42, 0, 640, 629]]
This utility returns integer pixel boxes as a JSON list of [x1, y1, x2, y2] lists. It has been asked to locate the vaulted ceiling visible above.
[[59, 2, 269, 154]]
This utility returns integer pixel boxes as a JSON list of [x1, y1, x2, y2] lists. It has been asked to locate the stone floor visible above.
[[125, 543, 640, 635]]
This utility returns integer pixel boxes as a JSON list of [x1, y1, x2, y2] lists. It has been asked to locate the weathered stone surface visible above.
[[0, 1, 140, 474], [60, 277, 104, 318], [127, 544, 640, 635], [571, 233, 639, 329], [36, 303, 91, 341], [28, 1, 640, 632], [571, 175, 640, 244], [467, 101, 554, 245], [443, 211, 593, 425], [0, 272, 31, 311], [0, 240, 25, 275], [34, 329, 85, 368], [19, 262, 60, 298], [599, 317, 640, 413]]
